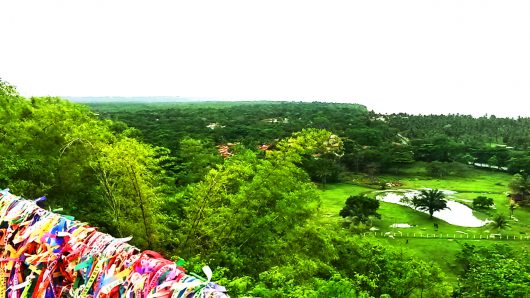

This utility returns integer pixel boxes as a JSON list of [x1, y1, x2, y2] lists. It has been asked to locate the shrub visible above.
[[472, 196, 494, 209]]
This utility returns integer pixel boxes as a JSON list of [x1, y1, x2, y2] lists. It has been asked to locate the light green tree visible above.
[[91, 138, 167, 248]]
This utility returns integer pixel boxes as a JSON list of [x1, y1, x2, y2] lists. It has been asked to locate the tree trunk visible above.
[[129, 165, 152, 249]]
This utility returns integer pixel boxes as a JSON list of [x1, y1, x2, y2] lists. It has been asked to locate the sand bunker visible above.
[[377, 190, 490, 227]]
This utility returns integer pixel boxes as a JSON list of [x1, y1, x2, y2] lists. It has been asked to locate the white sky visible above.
[[1, 0, 529, 117]]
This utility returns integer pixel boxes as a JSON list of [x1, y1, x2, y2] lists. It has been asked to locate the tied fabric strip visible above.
[[0, 190, 228, 298]]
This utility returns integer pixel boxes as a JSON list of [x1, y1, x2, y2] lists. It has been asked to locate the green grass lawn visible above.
[[377, 163, 510, 193], [317, 183, 373, 227], [318, 164, 530, 285]]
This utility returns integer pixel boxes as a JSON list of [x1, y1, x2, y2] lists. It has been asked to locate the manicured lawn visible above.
[[322, 165, 530, 236], [378, 166, 510, 193], [318, 164, 530, 285], [317, 183, 373, 227]]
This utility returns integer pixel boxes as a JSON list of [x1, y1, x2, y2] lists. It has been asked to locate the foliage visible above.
[[508, 173, 529, 204], [472, 196, 494, 209], [426, 161, 470, 178], [331, 236, 452, 297], [339, 195, 381, 225], [490, 213, 509, 229], [411, 189, 449, 219], [507, 154, 530, 174], [89, 137, 168, 248], [426, 161, 452, 177], [302, 156, 343, 186], [173, 137, 222, 186], [456, 244, 530, 298], [0, 83, 168, 248], [92, 102, 530, 180], [172, 135, 325, 277], [0, 79, 17, 97]]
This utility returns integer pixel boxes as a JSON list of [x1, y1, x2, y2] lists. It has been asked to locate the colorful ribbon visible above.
[[0, 190, 228, 298]]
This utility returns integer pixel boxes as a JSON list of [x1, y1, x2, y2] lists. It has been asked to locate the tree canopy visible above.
[[412, 189, 449, 219], [339, 195, 381, 224]]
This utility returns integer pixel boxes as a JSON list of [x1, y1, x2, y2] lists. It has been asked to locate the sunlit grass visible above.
[[317, 164, 530, 285]]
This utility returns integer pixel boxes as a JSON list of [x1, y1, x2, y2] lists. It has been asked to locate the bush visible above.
[[472, 196, 494, 209], [426, 161, 450, 177], [426, 161, 470, 178], [339, 195, 381, 225]]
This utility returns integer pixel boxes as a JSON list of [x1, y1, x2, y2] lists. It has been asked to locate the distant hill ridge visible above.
[[67, 96, 193, 103], [65, 96, 368, 109]]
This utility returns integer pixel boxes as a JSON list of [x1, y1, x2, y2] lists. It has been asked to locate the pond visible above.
[[376, 189, 490, 227]]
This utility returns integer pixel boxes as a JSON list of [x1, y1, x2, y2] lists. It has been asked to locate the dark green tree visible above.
[[426, 161, 451, 178], [339, 195, 381, 224], [508, 173, 529, 203], [472, 196, 494, 209], [411, 189, 449, 219]]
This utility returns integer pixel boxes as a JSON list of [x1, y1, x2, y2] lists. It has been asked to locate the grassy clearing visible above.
[[375, 237, 530, 284], [317, 183, 373, 227], [317, 163, 530, 285], [376, 163, 510, 193]]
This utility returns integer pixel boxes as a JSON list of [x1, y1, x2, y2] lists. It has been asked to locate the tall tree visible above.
[[412, 189, 449, 219], [508, 173, 529, 203], [91, 138, 167, 249]]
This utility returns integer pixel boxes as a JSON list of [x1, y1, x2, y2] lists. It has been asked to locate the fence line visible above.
[[362, 231, 530, 241]]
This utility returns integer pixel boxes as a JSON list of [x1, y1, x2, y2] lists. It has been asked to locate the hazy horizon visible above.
[[2, 0, 529, 118], [65, 96, 528, 118]]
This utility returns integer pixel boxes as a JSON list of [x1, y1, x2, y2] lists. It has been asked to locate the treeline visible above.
[[91, 101, 530, 186], [2, 80, 529, 297]]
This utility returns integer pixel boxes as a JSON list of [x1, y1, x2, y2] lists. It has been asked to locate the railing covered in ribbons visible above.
[[0, 189, 228, 298]]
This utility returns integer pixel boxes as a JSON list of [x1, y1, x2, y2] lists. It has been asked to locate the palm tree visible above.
[[412, 189, 449, 219], [491, 214, 509, 229]]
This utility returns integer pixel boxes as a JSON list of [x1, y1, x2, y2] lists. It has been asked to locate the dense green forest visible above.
[[90, 101, 530, 184], [2, 80, 529, 297]]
